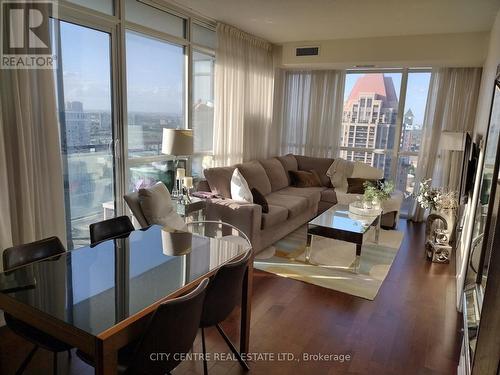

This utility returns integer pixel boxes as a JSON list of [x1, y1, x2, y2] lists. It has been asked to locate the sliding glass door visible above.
[[55, 21, 116, 249]]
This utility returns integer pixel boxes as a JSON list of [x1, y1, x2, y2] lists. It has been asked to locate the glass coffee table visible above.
[[305, 204, 382, 270]]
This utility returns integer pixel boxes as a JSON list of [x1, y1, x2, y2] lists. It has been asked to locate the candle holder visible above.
[[174, 167, 186, 202], [182, 177, 194, 203]]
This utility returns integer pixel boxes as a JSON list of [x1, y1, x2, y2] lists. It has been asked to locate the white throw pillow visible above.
[[230, 168, 253, 203], [326, 158, 354, 193], [351, 162, 384, 180], [138, 182, 186, 230]]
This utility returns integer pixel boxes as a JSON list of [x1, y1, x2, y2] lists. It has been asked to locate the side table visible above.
[[174, 197, 206, 222]]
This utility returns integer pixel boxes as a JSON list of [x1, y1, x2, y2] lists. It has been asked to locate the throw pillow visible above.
[[326, 158, 355, 193], [251, 188, 269, 213], [289, 170, 322, 188], [138, 182, 186, 230], [230, 168, 253, 203], [351, 161, 384, 179], [346, 178, 385, 194]]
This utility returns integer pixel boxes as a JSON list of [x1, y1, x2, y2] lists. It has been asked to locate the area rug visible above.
[[254, 225, 404, 300]]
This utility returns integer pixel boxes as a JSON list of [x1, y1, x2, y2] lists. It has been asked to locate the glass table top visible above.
[[0, 225, 247, 336], [309, 204, 380, 234]]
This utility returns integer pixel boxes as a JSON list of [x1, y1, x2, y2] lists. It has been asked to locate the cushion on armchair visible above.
[[138, 182, 186, 230]]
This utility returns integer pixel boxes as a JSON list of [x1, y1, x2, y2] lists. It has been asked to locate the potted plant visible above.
[[412, 179, 459, 241], [363, 180, 395, 209]]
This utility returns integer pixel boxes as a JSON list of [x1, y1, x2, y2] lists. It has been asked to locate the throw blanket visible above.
[[326, 158, 355, 192]]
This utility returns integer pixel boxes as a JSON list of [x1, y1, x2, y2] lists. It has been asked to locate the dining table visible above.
[[0, 224, 253, 374]]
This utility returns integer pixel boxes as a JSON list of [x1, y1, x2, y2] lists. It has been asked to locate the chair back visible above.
[[89, 215, 135, 244], [200, 249, 252, 328], [3, 236, 66, 271], [124, 191, 149, 228], [126, 278, 209, 375]]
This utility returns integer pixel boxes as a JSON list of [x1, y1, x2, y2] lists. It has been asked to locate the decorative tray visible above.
[[348, 201, 382, 217]]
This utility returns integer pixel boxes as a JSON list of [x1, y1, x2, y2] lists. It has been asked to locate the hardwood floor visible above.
[[0, 220, 462, 375]]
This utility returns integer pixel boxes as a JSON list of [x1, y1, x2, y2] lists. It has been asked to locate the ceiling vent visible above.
[[295, 46, 320, 57]]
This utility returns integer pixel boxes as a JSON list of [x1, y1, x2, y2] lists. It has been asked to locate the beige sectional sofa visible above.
[[200, 154, 401, 253]]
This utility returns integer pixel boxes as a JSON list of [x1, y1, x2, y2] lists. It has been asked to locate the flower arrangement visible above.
[[363, 180, 395, 204], [412, 179, 459, 211]]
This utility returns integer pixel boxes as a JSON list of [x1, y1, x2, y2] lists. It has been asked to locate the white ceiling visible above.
[[176, 0, 500, 43]]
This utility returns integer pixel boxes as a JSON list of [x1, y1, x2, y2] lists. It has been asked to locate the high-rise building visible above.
[[341, 74, 399, 177], [64, 101, 91, 149]]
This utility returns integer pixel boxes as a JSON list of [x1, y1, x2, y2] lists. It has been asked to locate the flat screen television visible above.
[[459, 132, 477, 204]]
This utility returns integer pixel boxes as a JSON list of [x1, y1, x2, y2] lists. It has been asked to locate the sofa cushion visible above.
[[231, 168, 253, 203], [293, 155, 334, 187], [320, 189, 338, 204], [204, 166, 236, 198], [276, 154, 298, 184], [266, 192, 309, 218], [251, 188, 269, 213], [259, 158, 289, 191], [289, 170, 322, 188], [275, 186, 324, 208], [346, 177, 383, 194], [261, 205, 288, 229], [236, 161, 272, 196]]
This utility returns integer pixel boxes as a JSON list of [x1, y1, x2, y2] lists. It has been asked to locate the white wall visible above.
[[456, 10, 500, 310], [280, 32, 489, 69], [473, 11, 500, 137]]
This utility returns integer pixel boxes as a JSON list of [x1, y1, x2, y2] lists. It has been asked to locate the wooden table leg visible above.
[[240, 258, 253, 354], [95, 339, 118, 375]]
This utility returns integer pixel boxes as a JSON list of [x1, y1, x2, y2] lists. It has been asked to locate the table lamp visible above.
[[161, 129, 193, 198]]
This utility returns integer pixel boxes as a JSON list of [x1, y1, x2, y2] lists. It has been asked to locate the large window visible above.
[[340, 72, 402, 179], [397, 72, 432, 215], [56, 21, 114, 249], [126, 31, 185, 159], [340, 70, 431, 217], [51, 1, 215, 248]]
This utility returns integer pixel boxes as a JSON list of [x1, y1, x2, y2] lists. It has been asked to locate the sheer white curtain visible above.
[[0, 68, 67, 268], [213, 23, 276, 166], [277, 70, 345, 157], [411, 67, 482, 221]]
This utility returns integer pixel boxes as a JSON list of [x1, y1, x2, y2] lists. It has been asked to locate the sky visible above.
[[59, 21, 184, 114]]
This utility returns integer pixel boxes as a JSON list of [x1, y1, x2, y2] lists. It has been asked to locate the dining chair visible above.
[[2, 236, 72, 375], [77, 278, 209, 375], [89, 215, 135, 244], [199, 249, 253, 374]]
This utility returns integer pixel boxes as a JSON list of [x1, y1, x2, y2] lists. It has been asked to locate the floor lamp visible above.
[[161, 129, 193, 200]]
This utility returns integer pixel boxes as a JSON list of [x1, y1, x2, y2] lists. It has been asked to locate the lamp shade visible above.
[[161, 129, 193, 156], [440, 131, 465, 151], [161, 229, 192, 256]]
